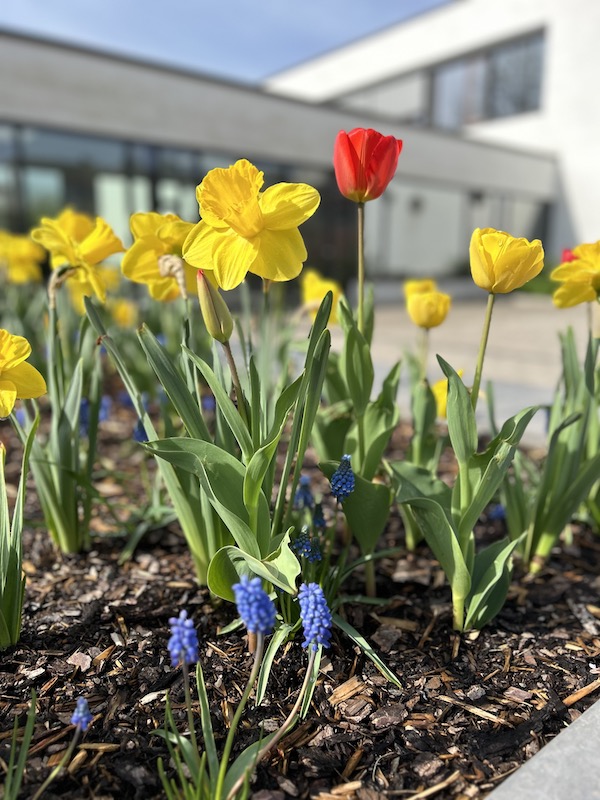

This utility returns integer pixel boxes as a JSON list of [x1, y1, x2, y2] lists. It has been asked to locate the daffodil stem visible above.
[[215, 634, 265, 800], [471, 293, 495, 411], [221, 340, 249, 429], [225, 648, 317, 800], [357, 202, 365, 335]]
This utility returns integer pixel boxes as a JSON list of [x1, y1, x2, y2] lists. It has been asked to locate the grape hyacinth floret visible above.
[[168, 610, 199, 667], [312, 501, 326, 530], [71, 697, 93, 731], [294, 474, 314, 510], [298, 582, 332, 651], [330, 454, 355, 501], [232, 575, 276, 635], [292, 527, 322, 563]]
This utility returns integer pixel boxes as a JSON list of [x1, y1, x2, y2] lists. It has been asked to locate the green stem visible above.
[[471, 293, 496, 411], [419, 328, 429, 381], [221, 340, 249, 429], [357, 414, 366, 471], [31, 728, 81, 800], [357, 202, 365, 335], [452, 593, 465, 632], [364, 558, 376, 598], [215, 634, 265, 799], [225, 648, 317, 800], [182, 661, 198, 755]]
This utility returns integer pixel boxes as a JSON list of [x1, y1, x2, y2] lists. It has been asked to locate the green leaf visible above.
[[438, 356, 477, 465], [139, 327, 210, 442], [206, 530, 300, 601], [143, 438, 266, 557], [340, 326, 373, 416], [255, 622, 295, 706], [332, 613, 402, 688], [389, 460, 452, 511], [183, 346, 254, 464], [465, 537, 522, 629], [320, 461, 392, 556], [403, 497, 471, 605], [194, 661, 219, 785], [223, 732, 278, 799]]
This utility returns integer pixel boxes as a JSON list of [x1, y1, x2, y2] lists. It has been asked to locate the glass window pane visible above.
[[21, 167, 65, 228], [488, 34, 544, 118], [0, 164, 17, 229], [431, 61, 466, 130], [22, 127, 126, 171], [0, 125, 15, 163]]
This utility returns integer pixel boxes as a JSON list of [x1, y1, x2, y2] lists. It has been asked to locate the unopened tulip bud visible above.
[[197, 270, 233, 343]]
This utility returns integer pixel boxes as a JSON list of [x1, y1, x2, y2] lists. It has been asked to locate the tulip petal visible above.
[[1, 361, 46, 399], [0, 381, 17, 418], [553, 282, 597, 308], [260, 183, 321, 229], [250, 228, 307, 282]]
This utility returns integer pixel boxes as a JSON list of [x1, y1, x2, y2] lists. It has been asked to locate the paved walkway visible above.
[[331, 288, 591, 446]]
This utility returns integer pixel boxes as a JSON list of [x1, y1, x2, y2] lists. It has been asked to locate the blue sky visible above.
[[0, 0, 450, 83]]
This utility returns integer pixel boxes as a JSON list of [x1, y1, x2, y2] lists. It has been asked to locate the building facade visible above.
[[0, 22, 557, 284], [266, 0, 600, 271]]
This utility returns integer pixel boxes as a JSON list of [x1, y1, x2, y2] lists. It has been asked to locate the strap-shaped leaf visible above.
[[438, 355, 477, 466], [138, 326, 210, 443], [333, 613, 402, 688], [340, 326, 373, 416], [183, 346, 253, 464]]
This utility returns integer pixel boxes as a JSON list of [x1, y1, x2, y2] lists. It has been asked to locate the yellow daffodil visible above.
[[31, 208, 123, 303], [431, 370, 464, 419], [109, 298, 139, 328], [183, 159, 320, 291], [121, 212, 198, 301], [407, 290, 451, 329], [470, 228, 544, 294], [0, 231, 45, 284], [67, 266, 121, 315], [551, 241, 600, 307], [403, 278, 437, 299], [301, 268, 342, 323], [0, 329, 47, 417]]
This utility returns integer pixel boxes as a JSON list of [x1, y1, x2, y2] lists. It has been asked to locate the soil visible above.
[[2, 410, 600, 800]]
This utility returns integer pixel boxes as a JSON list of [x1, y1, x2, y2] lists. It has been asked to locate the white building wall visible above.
[[266, 0, 600, 259]]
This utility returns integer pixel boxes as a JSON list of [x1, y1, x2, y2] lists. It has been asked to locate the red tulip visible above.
[[561, 248, 577, 263], [333, 128, 403, 203]]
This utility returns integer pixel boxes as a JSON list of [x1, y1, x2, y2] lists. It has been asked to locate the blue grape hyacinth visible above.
[[294, 474, 314, 510], [232, 575, 276, 635], [312, 501, 326, 530], [298, 582, 332, 651], [71, 697, 93, 731], [292, 527, 322, 563], [168, 610, 199, 667], [330, 454, 355, 501]]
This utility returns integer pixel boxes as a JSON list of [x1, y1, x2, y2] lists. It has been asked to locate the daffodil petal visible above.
[[2, 362, 46, 399], [0, 381, 17, 418], [182, 222, 216, 268], [0, 329, 31, 371], [122, 238, 167, 282], [212, 233, 260, 290], [31, 219, 78, 265], [130, 212, 170, 239], [57, 208, 95, 241], [261, 183, 321, 230], [250, 228, 307, 282], [79, 218, 124, 265]]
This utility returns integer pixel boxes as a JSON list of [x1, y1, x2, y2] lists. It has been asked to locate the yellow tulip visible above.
[[31, 209, 123, 303], [0, 329, 47, 417], [403, 278, 437, 299], [406, 290, 451, 329], [301, 268, 342, 323], [183, 159, 320, 291], [470, 228, 544, 294], [551, 241, 600, 307], [121, 212, 198, 302]]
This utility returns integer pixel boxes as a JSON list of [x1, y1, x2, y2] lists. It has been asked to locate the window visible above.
[[430, 32, 545, 130]]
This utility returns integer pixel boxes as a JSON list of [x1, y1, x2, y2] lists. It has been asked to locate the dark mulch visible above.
[[2, 412, 600, 800]]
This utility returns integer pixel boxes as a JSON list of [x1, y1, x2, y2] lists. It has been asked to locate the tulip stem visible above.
[[357, 202, 365, 335], [419, 329, 429, 381], [471, 293, 495, 412], [222, 340, 249, 428]]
